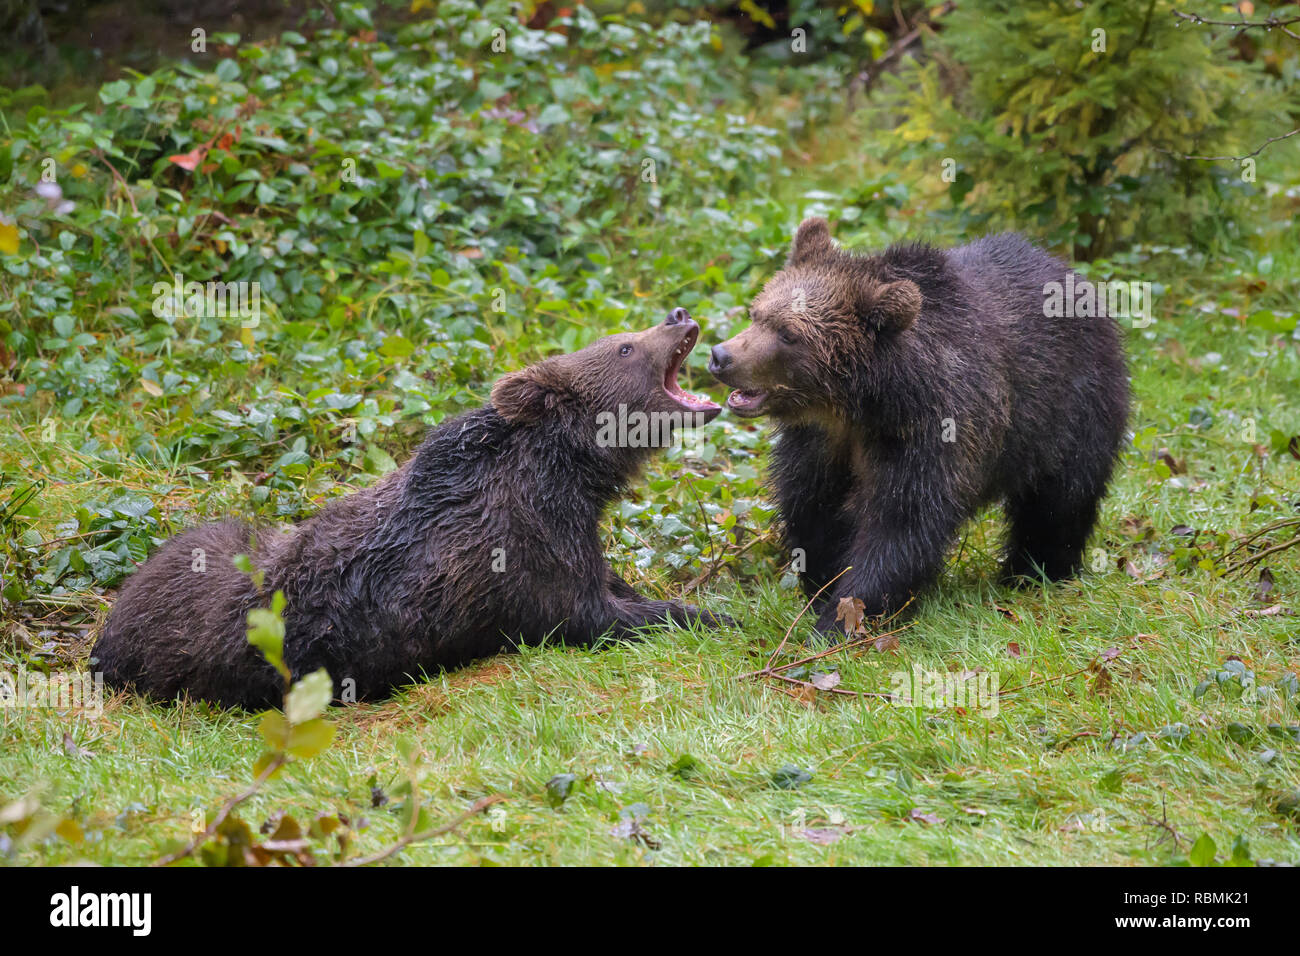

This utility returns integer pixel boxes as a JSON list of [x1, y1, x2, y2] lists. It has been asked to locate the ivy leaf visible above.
[[771, 764, 812, 790], [545, 773, 577, 809]]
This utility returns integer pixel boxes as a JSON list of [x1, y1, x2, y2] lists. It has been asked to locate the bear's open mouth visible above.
[[726, 388, 768, 415], [664, 326, 721, 414]]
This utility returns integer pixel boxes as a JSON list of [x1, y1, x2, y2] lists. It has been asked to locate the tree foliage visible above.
[[883, 0, 1294, 257]]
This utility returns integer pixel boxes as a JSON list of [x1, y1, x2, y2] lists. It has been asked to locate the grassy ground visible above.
[[6, 212, 1298, 867], [2, 12, 1299, 866]]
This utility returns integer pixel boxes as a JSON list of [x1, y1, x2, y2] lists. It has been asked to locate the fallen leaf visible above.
[[610, 805, 660, 849], [1157, 450, 1186, 475], [0, 220, 18, 255], [54, 818, 84, 843], [835, 596, 865, 636], [811, 670, 841, 691], [786, 683, 817, 705], [62, 733, 94, 759], [801, 828, 845, 845], [1091, 667, 1113, 696], [1006, 642, 1022, 658], [908, 808, 942, 825], [168, 146, 210, 171], [1243, 604, 1287, 618], [1120, 515, 1154, 538], [1255, 567, 1275, 603]]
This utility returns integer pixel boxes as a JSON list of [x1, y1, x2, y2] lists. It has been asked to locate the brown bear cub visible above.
[[93, 310, 725, 708], [709, 218, 1129, 633]]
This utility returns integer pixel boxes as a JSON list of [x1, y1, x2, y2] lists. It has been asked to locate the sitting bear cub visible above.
[[93, 310, 725, 708], [709, 218, 1129, 633]]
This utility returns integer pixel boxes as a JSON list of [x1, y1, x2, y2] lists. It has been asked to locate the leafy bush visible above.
[[880, 0, 1295, 257], [1, 1, 820, 594], [1, 0, 792, 462]]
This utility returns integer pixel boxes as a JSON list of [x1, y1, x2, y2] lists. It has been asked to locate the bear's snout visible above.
[[708, 344, 731, 374]]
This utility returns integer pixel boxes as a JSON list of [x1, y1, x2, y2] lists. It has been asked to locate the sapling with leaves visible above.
[[149, 560, 507, 866], [153, 575, 341, 866]]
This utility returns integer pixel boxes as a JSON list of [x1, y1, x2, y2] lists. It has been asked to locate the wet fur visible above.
[[93, 337, 722, 708], [737, 222, 1130, 630]]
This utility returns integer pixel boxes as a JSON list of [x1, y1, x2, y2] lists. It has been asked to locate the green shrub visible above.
[[0, 0, 803, 591], [880, 0, 1294, 257], [0, 0, 788, 453]]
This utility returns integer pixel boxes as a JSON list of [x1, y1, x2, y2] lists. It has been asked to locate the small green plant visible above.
[[150, 566, 502, 866], [1186, 833, 1253, 867], [151, 578, 341, 865]]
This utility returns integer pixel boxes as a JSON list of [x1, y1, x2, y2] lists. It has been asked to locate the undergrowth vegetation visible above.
[[1, 2, 1298, 865]]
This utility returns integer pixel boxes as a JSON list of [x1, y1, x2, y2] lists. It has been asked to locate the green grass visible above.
[[1, 5, 1299, 866], [3, 566, 1297, 865], [5, 277, 1299, 864]]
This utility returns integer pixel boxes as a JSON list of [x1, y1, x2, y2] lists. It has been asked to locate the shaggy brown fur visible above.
[[709, 218, 1130, 633], [92, 311, 726, 708]]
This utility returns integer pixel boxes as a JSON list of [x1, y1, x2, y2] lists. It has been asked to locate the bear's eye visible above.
[[619, 344, 633, 356], [778, 328, 798, 345]]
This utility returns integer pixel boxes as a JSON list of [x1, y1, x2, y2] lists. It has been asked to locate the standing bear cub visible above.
[[94, 310, 725, 709], [709, 218, 1129, 633]]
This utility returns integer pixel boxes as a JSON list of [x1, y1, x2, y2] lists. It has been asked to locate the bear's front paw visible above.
[[813, 607, 843, 631]]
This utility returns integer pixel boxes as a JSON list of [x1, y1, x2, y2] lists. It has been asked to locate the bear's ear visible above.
[[787, 217, 835, 267], [491, 364, 570, 424], [863, 279, 922, 332]]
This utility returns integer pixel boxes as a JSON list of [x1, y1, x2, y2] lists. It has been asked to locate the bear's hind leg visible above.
[[1003, 481, 1103, 584]]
